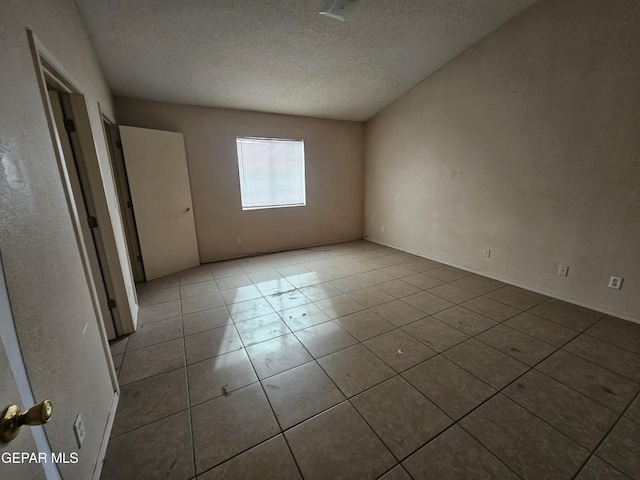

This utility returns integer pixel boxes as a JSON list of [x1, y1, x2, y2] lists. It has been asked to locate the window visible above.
[[236, 136, 306, 210]]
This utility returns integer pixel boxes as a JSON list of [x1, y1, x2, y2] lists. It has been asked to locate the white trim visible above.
[[91, 391, 119, 480], [27, 30, 121, 476]]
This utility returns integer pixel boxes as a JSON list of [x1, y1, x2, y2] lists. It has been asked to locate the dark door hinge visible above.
[[136, 255, 142, 263], [88, 216, 98, 228], [115, 140, 122, 149], [108, 298, 117, 310], [64, 118, 76, 132], [126, 200, 133, 209]]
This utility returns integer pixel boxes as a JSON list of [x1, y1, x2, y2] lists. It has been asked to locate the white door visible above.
[[1, 260, 57, 480], [118, 126, 200, 281]]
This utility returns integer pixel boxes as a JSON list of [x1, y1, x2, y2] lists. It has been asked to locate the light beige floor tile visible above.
[[586, 316, 640, 354], [461, 394, 589, 479], [401, 317, 469, 352], [433, 306, 497, 336], [118, 339, 185, 385], [449, 274, 506, 295], [184, 325, 243, 364], [403, 291, 454, 315], [317, 344, 394, 397], [265, 289, 310, 311], [137, 300, 182, 325], [444, 338, 528, 389], [428, 283, 478, 303], [101, 410, 193, 480], [197, 435, 301, 480], [294, 320, 358, 358], [262, 362, 345, 429], [182, 291, 225, 315], [335, 310, 395, 341], [235, 313, 291, 346], [402, 273, 444, 290], [424, 266, 471, 282], [126, 316, 183, 351], [138, 286, 180, 306], [216, 273, 253, 291], [297, 282, 342, 301], [528, 300, 601, 331], [246, 333, 312, 379], [477, 324, 556, 366], [221, 285, 263, 304], [347, 286, 395, 307], [504, 370, 618, 450], [352, 376, 452, 460], [192, 383, 280, 474], [564, 334, 640, 382], [403, 356, 496, 420], [461, 296, 520, 322], [179, 268, 214, 285], [228, 297, 275, 323], [279, 303, 332, 331], [364, 329, 437, 373], [403, 425, 518, 480], [183, 306, 232, 336], [575, 456, 632, 480], [315, 294, 366, 318], [180, 279, 219, 299], [536, 350, 639, 413], [376, 279, 422, 298], [111, 368, 188, 437], [484, 285, 548, 311], [505, 312, 579, 347], [285, 402, 395, 480], [371, 300, 426, 327], [188, 349, 258, 405]]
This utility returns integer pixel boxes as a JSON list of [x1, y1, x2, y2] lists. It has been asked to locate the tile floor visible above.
[[102, 240, 640, 480]]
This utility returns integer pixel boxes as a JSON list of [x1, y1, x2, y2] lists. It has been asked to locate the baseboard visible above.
[[368, 239, 639, 325], [92, 391, 119, 480]]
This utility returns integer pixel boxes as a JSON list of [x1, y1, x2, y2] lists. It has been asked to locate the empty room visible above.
[[1, 0, 639, 479]]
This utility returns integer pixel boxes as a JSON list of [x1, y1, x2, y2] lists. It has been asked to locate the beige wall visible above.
[[364, 0, 640, 321], [0, 0, 135, 477], [115, 99, 364, 262]]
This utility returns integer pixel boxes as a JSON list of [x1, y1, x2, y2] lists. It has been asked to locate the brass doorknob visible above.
[[186, 207, 192, 213], [1, 400, 52, 443]]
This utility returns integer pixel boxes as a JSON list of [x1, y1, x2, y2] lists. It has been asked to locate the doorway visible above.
[[46, 87, 119, 340], [102, 120, 145, 284]]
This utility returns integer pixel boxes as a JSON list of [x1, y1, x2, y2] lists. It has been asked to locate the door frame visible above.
[[101, 118, 146, 283], [48, 89, 119, 340], [28, 31, 121, 479]]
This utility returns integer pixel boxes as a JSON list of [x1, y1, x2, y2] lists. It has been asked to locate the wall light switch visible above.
[[483, 249, 491, 258], [558, 265, 569, 277]]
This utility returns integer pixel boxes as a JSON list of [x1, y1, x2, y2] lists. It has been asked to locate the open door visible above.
[[102, 121, 145, 284], [118, 126, 200, 281]]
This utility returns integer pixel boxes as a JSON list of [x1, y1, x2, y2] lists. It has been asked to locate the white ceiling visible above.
[[73, 0, 538, 121]]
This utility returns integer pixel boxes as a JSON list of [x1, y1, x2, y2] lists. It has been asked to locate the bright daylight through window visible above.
[[236, 137, 306, 210]]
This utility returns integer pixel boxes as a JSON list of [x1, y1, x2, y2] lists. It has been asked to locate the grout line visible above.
[[116, 241, 638, 479]]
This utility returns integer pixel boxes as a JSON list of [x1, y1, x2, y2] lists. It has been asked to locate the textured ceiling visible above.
[[73, 0, 538, 121]]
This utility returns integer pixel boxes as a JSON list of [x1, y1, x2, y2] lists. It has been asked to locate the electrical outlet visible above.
[[381, 225, 385, 233], [557, 265, 569, 277], [608, 276, 623, 290], [483, 249, 491, 258], [235, 236, 241, 244], [73, 413, 85, 448]]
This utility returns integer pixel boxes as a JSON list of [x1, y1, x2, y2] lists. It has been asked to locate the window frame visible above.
[[235, 136, 307, 211]]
